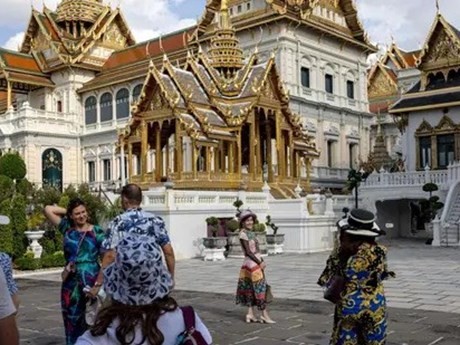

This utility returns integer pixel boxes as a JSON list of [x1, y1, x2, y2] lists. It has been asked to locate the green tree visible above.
[[16, 178, 34, 197], [0, 175, 14, 203], [0, 152, 26, 180], [11, 194, 28, 259], [345, 169, 371, 209], [0, 199, 13, 255]]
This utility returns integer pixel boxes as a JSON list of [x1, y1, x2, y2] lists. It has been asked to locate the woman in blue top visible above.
[[44, 198, 105, 345], [0, 252, 19, 310]]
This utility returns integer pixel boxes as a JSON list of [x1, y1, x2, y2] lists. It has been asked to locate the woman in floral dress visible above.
[[235, 210, 275, 324], [44, 199, 106, 345], [318, 209, 395, 345]]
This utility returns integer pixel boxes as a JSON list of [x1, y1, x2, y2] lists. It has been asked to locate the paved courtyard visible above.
[[14, 240, 460, 344]]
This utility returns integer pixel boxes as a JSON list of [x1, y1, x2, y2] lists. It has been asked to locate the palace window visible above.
[[57, 100, 62, 113], [238, 5, 242, 13], [347, 80, 355, 99], [103, 159, 111, 181], [247, 2, 251, 11], [132, 84, 143, 103], [419, 136, 431, 169], [100, 92, 113, 122], [349, 143, 358, 169], [116, 88, 130, 119], [437, 134, 455, 169], [301, 67, 310, 88], [85, 96, 97, 125], [88, 161, 96, 183], [327, 140, 335, 167], [325, 74, 333, 94]]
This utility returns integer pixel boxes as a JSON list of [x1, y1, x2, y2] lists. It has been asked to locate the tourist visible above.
[[75, 232, 212, 345], [44, 199, 106, 345], [101, 184, 175, 283], [0, 215, 19, 311], [318, 209, 395, 345], [235, 210, 275, 324], [0, 268, 19, 345]]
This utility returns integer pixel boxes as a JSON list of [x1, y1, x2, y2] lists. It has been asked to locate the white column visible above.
[[120, 145, 126, 186]]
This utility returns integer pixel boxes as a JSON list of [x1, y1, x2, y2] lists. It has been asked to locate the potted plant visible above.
[[202, 217, 227, 261], [253, 222, 268, 257], [420, 182, 444, 242], [24, 211, 46, 259], [225, 218, 244, 258], [265, 215, 284, 255]]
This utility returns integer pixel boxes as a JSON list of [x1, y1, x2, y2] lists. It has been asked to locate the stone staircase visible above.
[[441, 188, 460, 246]]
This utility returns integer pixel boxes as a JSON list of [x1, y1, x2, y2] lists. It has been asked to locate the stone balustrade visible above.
[[362, 166, 450, 189]]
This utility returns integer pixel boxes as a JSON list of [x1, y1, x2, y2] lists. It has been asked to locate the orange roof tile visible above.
[[102, 27, 195, 71], [0, 50, 42, 73], [402, 50, 421, 68]]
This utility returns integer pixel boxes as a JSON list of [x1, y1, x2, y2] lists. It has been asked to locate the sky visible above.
[[0, 0, 459, 53]]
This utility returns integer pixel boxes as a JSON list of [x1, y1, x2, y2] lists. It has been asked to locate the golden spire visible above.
[[208, 0, 244, 78]]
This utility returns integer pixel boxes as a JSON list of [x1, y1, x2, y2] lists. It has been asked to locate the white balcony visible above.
[[0, 103, 80, 135]]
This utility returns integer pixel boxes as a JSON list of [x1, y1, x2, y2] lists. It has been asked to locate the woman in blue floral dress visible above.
[[318, 209, 395, 345], [45, 199, 105, 345]]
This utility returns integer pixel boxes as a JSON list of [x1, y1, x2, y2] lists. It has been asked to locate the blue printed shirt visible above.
[[0, 252, 18, 296], [102, 208, 170, 251]]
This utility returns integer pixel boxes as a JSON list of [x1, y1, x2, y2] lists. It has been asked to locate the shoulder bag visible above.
[[176, 306, 209, 345]]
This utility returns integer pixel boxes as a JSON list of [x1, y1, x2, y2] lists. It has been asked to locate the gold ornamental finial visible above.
[[208, 0, 244, 77], [436, 0, 440, 13]]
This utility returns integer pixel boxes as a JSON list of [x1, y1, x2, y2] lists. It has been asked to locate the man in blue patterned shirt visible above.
[[94, 184, 175, 288]]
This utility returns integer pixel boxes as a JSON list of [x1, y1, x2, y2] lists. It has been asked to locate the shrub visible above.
[[0, 175, 14, 203], [226, 219, 239, 232], [265, 215, 279, 235], [41, 251, 65, 268], [205, 217, 219, 237], [254, 223, 266, 232], [16, 178, 34, 197], [11, 194, 28, 259], [0, 153, 26, 180], [0, 199, 13, 255], [15, 252, 42, 271]]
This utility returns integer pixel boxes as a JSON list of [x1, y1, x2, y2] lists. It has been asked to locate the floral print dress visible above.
[[319, 242, 395, 345], [59, 218, 105, 345], [235, 229, 267, 310]]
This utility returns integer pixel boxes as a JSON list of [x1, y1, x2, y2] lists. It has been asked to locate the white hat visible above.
[[0, 215, 10, 225]]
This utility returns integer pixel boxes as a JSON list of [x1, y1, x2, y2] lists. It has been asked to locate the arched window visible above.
[[85, 96, 97, 125], [42, 148, 63, 192], [57, 100, 62, 113], [100, 92, 113, 122], [116, 88, 130, 119], [132, 84, 143, 103]]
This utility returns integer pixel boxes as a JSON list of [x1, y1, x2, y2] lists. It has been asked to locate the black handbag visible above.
[[323, 275, 346, 304]]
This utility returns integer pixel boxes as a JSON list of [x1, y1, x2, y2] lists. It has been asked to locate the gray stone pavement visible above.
[[14, 239, 460, 344], [15, 279, 460, 345]]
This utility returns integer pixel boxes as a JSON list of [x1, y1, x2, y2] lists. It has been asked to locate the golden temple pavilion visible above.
[[119, 0, 319, 194]]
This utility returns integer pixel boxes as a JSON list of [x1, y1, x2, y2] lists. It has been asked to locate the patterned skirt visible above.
[[235, 258, 267, 310]]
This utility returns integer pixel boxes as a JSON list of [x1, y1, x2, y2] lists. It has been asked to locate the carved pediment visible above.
[[149, 91, 169, 111], [368, 67, 398, 99], [435, 115, 456, 132], [260, 79, 279, 102], [103, 23, 128, 49], [416, 120, 433, 135], [425, 29, 460, 65]]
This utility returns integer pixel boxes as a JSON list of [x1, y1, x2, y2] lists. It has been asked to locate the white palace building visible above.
[[0, 0, 375, 192]]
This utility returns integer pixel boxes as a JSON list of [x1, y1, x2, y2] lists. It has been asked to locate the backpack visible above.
[[176, 306, 209, 345]]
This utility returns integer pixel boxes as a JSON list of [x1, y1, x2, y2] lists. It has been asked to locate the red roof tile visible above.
[[102, 27, 194, 70]]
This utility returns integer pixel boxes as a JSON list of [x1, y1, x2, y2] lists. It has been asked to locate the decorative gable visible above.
[[368, 65, 398, 99], [417, 14, 460, 72], [435, 115, 456, 132], [415, 120, 433, 135]]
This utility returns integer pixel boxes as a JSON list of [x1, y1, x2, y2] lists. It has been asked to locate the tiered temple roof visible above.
[[391, 13, 460, 114]]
